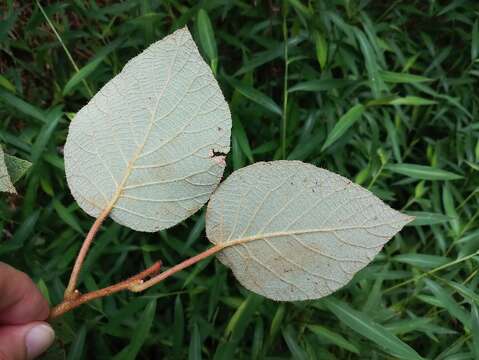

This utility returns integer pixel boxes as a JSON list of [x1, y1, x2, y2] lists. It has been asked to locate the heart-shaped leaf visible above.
[[64, 27, 231, 232], [206, 161, 412, 301]]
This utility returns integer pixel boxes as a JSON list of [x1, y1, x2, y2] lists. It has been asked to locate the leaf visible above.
[[472, 19, 478, 61], [196, 9, 218, 74], [67, 325, 87, 360], [0, 211, 40, 255], [314, 32, 328, 70], [252, 318, 264, 360], [205, 161, 412, 301], [379, 70, 433, 84], [282, 326, 308, 360], [0, 146, 16, 193], [307, 324, 359, 354], [64, 27, 231, 232], [227, 77, 282, 115], [393, 254, 451, 269], [424, 279, 470, 329], [386, 163, 463, 181], [52, 199, 84, 234], [472, 304, 479, 358], [356, 30, 385, 98], [225, 294, 262, 340], [114, 299, 157, 360], [442, 183, 460, 236], [4, 154, 32, 184], [32, 106, 62, 164], [232, 117, 253, 163], [269, 303, 286, 339], [287, 0, 313, 18], [387, 96, 436, 106], [188, 323, 202, 360], [288, 79, 356, 93], [445, 281, 479, 305], [63, 38, 122, 96], [173, 295, 184, 358], [321, 298, 424, 360], [367, 96, 437, 107], [0, 74, 15, 93], [0, 88, 47, 123], [321, 104, 365, 151], [405, 211, 451, 226]]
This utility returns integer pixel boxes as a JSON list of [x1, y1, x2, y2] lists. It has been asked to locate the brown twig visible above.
[[49, 261, 162, 320], [53, 203, 228, 319], [64, 208, 110, 300], [49, 243, 228, 318], [129, 243, 225, 292]]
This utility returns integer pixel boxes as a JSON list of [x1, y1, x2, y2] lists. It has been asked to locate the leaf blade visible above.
[[321, 298, 424, 360], [386, 163, 463, 181], [206, 161, 412, 301], [196, 9, 218, 74], [321, 104, 365, 151], [3, 154, 32, 184], [227, 77, 282, 116], [0, 146, 16, 193], [64, 27, 231, 232]]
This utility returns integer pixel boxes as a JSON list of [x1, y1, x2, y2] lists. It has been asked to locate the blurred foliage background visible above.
[[1, 0, 479, 359]]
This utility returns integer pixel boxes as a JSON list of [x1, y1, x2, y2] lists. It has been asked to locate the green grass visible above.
[[1, 1, 479, 359]]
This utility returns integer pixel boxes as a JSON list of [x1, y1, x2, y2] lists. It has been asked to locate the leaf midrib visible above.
[[220, 219, 408, 248], [101, 33, 182, 216]]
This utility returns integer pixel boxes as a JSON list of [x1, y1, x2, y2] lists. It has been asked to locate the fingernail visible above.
[[25, 324, 55, 359]]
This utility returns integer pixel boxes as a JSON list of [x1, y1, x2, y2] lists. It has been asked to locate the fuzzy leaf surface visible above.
[[206, 161, 412, 301], [4, 154, 32, 184], [64, 27, 231, 232], [0, 147, 16, 193]]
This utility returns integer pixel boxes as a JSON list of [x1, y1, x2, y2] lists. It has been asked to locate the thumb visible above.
[[0, 322, 55, 360]]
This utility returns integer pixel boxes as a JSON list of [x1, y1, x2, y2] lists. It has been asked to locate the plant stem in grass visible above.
[[384, 249, 479, 293], [64, 208, 110, 299], [50, 261, 162, 319], [35, 0, 93, 97], [129, 243, 225, 292], [50, 243, 226, 318], [281, 13, 289, 159]]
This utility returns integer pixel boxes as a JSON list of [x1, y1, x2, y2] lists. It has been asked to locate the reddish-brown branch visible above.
[[129, 243, 225, 292], [51, 221, 228, 319], [64, 208, 110, 299], [50, 261, 162, 320], [50, 243, 226, 318]]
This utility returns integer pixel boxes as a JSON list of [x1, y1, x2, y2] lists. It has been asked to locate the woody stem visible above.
[[64, 209, 110, 300], [49, 261, 162, 319]]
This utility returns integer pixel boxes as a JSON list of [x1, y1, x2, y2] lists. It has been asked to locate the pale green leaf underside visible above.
[[0, 147, 16, 193], [64, 27, 231, 232], [4, 154, 32, 184], [206, 161, 412, 301]]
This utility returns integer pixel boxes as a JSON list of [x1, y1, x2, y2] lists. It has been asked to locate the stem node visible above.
[[49, 261, 162, 320]]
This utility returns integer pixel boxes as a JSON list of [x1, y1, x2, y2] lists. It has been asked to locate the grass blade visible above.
[[386, 163, 463, 180], [321, 104, 365, 151], [393, 254, 451, 269], [307, 325, 359, 354], [321, 298, 424, 360], [227, 77, 282, 116], [188, 323, 202, 360], [406, 211, 451, 226], [424, 279, 470, 329], [380, 70, 433, 84], [114, 299, 157, 360], [196, 9, 218, 74]]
